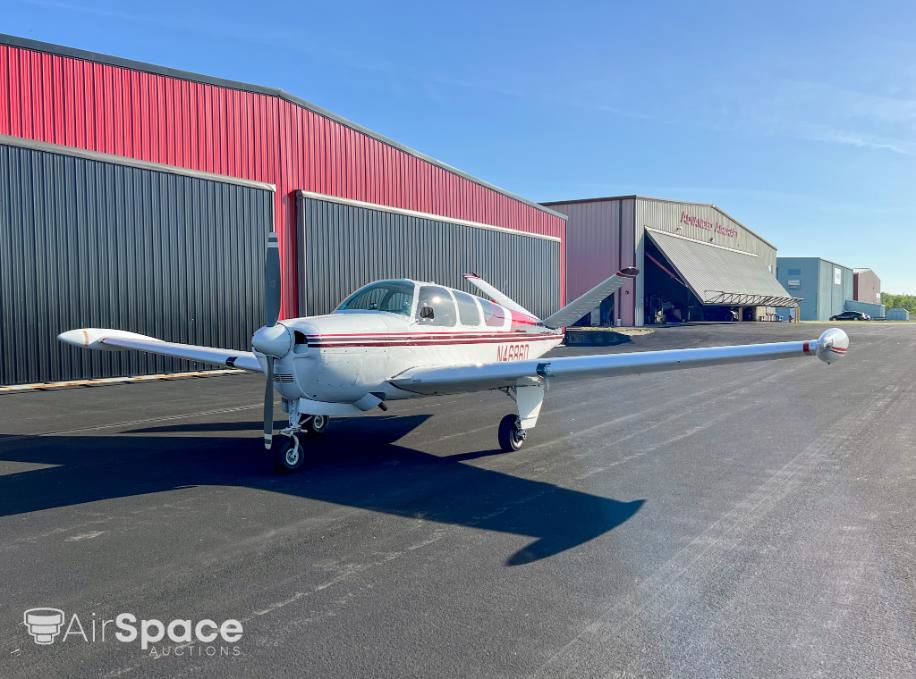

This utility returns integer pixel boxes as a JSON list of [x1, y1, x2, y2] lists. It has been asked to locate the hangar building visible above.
[[776, 257, 852, 321], [853, 268, 881, 305], [543, 196, 795, 326], [777, 258, 884, 320], [0, 34, 566, 386]]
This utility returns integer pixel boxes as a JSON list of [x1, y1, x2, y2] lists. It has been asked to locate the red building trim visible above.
[[0, 36, 566, 317]]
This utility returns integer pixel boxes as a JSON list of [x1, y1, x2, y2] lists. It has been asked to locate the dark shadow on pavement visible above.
[[0, 415, 644, 566]]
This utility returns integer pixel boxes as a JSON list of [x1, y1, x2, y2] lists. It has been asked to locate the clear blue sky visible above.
[[7, 0, 916, 292]]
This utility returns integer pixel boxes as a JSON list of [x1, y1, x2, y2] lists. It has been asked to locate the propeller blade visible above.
[[265, 232, 281, 328], [263, 358, 274, 449]]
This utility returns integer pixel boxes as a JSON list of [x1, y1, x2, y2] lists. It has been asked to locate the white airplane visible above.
[[59, 233, 850, 472]]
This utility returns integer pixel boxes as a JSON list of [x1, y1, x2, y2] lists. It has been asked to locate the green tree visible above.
[[881, 292, 916, 314]]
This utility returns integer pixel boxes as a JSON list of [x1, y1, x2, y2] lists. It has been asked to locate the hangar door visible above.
[[0, 138, 273, 386], [296, 192, 562, 319]]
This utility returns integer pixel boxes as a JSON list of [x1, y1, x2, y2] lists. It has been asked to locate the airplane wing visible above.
[[390, 329, 849, 396], [58, 328, 263, 372]]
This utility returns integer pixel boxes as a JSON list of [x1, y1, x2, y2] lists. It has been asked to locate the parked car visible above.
[[830, 311, 870, 321]]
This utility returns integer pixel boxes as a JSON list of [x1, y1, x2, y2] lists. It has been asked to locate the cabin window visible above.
[[454, 291, 482, 326], [336, 280, 415, 316], [416, 286, 457, 326], [479, 298, 506, 328]]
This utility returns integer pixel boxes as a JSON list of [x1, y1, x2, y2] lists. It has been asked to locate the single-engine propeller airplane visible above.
[[59, 233, 850, 472]]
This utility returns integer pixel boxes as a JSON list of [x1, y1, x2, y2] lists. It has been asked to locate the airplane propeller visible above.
[[252, 232, 287, 449]]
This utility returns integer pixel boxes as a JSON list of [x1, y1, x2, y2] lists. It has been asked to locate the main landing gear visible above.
[[272, 414, 330, 473], [498, 415, 526, 452], [496, 380, 546, 453]]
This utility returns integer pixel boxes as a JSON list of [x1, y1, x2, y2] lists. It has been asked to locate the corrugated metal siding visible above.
[[547, 198, 637, 326], [636, 198, 777, 265], [297, 194, 561, 319], [0, 140, 271, 385], [637, 198, 778, 326], [778, 257, 853, 320], [853, 269, 881, 304], [821, 261, 853, 319], [0, 39, 566, 318], [776, 257, 820, 320]]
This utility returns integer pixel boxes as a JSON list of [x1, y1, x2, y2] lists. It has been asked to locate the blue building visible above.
[[776, 257, 853, 320]]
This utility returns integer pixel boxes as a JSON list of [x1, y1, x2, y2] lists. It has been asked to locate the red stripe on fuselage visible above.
[[510, 309, 540, 331]]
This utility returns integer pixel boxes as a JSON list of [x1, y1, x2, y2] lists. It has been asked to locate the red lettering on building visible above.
[[680, 211, 738, 239]]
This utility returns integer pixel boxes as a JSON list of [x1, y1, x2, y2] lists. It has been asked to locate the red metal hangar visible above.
[[0, 34, 566, 385]]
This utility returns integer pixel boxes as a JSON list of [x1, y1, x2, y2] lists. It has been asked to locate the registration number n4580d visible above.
[[496, 344, 529, 362]]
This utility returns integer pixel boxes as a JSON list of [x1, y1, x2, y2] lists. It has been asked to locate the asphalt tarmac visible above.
[[1, 323, 914, 678]]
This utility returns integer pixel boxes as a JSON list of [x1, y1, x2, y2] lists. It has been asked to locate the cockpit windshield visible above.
[[335, 280, 415, 316]]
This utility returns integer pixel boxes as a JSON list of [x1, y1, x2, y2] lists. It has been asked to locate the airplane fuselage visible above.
[[271, 313, 563, 404], [258, 279, 563, 410]]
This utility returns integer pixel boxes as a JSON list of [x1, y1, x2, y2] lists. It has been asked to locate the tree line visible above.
[[881, 293, 916, 314]]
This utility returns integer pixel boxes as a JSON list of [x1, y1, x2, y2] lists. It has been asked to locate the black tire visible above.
[[498, 414, 526, 452], [273, 437, 304, 473], [303, 414, 329, 434]]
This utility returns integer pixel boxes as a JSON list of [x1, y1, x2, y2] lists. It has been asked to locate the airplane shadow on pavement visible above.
[[0, 415, 644, 566]]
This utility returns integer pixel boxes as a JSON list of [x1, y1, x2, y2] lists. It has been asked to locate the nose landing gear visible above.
[[273, 434, 304, 472], [271, 407, 332, 472]]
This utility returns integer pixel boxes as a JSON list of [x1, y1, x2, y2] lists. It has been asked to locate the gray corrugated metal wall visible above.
[[297, 194, 561, 319], [0, 140, 272, 385]]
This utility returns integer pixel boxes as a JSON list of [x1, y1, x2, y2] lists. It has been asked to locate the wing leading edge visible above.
[[58, 328, 263, 372], [390, 328, 849, 396]]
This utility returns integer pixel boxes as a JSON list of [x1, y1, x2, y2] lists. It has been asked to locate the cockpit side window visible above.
[[415, 286, 457, 326], [336, 281, 415, 316], [453, 291, 482, 326], [479, 298, 507, 328]]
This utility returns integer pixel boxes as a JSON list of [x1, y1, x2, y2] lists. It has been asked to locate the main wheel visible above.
[[273, 437, 304, 473], [303, 414, 329, 434], [498, 414, 526, 452]]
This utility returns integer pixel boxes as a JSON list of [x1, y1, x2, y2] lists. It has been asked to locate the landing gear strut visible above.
[[497, 380, 546, 452], [272, 414, 332, 472]]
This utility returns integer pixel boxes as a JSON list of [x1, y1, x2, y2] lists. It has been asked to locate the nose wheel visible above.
[[498, 414, 526, 452], [273, 435, 304, 473]]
